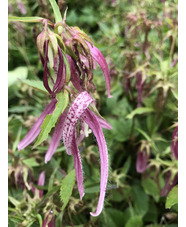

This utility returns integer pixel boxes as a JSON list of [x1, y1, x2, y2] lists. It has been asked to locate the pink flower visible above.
[[136, 142, 151, 173]]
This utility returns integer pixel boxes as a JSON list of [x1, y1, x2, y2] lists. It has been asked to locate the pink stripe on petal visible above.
[[62, 92, 93, 155], [82, 109, 109, 217], [18, 99, 57, 151], [86, 42, 112, 98], [45, 111, 67, 163]]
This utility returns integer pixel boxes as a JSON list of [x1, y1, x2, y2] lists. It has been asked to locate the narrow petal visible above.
[[38, 171, 45, 198], [86, 42, 112, 98], [45, 111, 67, 163], [53, 47, 66, 94], [66, 54, 84, 92], [18, 99, 57, 151], [81, 109, 109, 217], [62, 91, 93, 155], [72, 134, 85, 199], [96, 116, 112, 130]]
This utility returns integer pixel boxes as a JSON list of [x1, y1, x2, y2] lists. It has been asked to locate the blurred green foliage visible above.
[[8, 0, 178, 226]]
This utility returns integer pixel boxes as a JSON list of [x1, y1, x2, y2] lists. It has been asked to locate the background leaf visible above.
[[60, 169, 76, 211]]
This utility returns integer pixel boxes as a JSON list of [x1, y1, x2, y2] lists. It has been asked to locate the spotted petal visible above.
[[62, 92, 93, 199]]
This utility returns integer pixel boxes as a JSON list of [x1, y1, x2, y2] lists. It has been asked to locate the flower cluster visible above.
[[18, 11, 112, 217]]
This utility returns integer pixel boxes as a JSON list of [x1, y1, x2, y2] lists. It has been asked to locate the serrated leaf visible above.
[[8, 16, 43, 23], [142, 178, 160, 202], [8, 67, 28, 87], [49, 0, 62, 23], [165, 185, 178, 209], [20, 79, 47, 93], [126, 107, 154, 119], [60, 169, 76, 211], [34, 90, 69, 147]]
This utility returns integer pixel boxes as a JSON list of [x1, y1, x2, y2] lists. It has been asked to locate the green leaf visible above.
[[20, 79, 48, 93], [125, 216, 143, 227], [8, 16, 43, 23], [121, 156, 131, 175], [165, 185, 178, 209], [126, 107, 154, 119], [60, 169, 76, 211], [8, 67, 28, 87], [22, 158, 40, 167], [132, 184, 149, 217], [34, 90, 69, 147], [49, 0, 63, 23], [141, 178, 160, 202]]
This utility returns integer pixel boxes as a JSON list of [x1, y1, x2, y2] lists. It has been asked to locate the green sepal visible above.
[[49, 0, 63, 23], [33, 90, 69, 148]]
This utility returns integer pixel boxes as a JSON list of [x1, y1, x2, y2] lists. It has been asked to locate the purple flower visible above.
[[136, 142, 151, 173], [161, 171, 178, 197], [17, 0, 27, 15], [32, 171, 45, 198], [171, 125, 178, 160], [43, 213, 55, 227]]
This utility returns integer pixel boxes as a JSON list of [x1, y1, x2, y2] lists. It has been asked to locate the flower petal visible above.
[[86, 42, 112, 98], [62, 91, 93, 155], [62, 92, 93, 199], [72, 134, 84, 199], [81, 109, 109, 217], [45, 111, 67, 163], [38, 171, 45, 197], [96, 116, 112, 130], [136, 149, 149, 173], [66, 54, 83, 92], [18, 99, 57, 151]]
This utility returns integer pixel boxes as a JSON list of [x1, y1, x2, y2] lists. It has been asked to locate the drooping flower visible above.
[[136, 141, 151, 173], [161, 171, 178, 197], [16, 6, 112, 217], [32, 171, 45, 198]]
